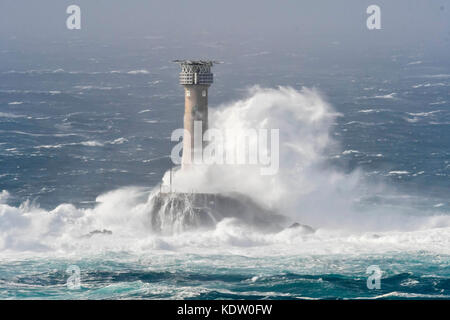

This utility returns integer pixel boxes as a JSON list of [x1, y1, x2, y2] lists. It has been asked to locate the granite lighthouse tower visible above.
[[147, 60, 288, 234], [173, 60, 217, 167]]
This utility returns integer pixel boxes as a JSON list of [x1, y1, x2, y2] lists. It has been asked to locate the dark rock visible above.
[[148, 192, 287, 234], [84, 229, 113, 238], [288, 222, 315, 233]]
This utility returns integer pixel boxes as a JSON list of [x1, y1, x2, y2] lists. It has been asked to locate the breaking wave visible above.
[[1, 86, 449, 257]]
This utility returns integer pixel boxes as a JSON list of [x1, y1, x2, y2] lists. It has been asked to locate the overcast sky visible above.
[[0, 1, 449, 61]]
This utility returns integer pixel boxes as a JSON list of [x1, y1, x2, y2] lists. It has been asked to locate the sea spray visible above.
[[1, 87, 449, 256]]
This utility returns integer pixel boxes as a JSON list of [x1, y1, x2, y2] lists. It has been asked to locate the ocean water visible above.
[[0, 39, 449, 299]]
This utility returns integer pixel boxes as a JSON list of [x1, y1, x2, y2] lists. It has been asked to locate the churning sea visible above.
[[0, 38, 449, 299]]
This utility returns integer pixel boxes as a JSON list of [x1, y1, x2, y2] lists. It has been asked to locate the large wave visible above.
[[1, 87, 449, 256]]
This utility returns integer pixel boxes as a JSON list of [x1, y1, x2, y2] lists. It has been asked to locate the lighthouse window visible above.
[[186, 90, 190, 97], [202, 90, 206, 97]]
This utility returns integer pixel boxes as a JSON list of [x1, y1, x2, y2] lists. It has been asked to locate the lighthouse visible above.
[[173, 60, 218, 167], [148, 60, 289, 234]]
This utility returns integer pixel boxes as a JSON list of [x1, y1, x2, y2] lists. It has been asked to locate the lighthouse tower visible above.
[[148, 60, 287, 234], [173, 60, 217, 167]]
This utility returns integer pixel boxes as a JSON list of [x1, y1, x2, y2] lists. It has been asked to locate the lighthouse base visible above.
[[147, 191, 288, 234]]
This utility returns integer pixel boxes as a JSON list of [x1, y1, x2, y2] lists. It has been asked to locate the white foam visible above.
[[80, 140, 104, 147], [407, 110, 442, 117], [34, 144, 64, 149], [342, 150, 360, 155], [422, 74, 450, 79], [388, 171, 409, 175], [109, 137, 128, 145], [429, 101, 446, 105], [74, 85, 115, 90], [0, 112, 24, 118], [127, 69, 150, 75], [0, 190, 9, 204], [373, 93, 396, 99], [1, 87, 449, 258], [358, 109, 376, 113], [1, 191, 449, 257], [369, 292, 450, 299], [34, 140, 105, 149]]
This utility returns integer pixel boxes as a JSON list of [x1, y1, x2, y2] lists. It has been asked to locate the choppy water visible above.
[[1, 252, 449, 299], [0, 38, 449, 299]]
